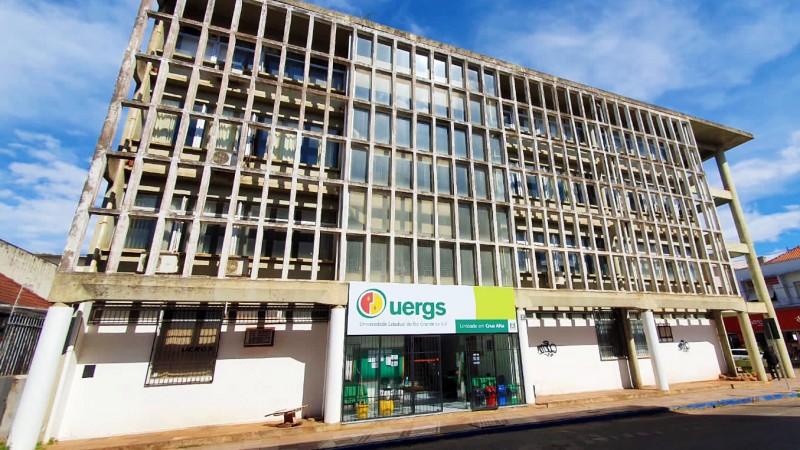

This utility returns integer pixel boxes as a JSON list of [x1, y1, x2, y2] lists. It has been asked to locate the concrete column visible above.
[[716, 150, 795, 378], [712, 310, 737, 376], [621, 311, 643, 389], [8, 304, 73, 450], [738, 311, 768, 381], [323, 306, 346, 424], [641, 310, 669, 391], [516, 308, 535, 405]]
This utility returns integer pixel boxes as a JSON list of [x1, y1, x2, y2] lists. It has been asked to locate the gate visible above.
[[0, 311, 46, 376]]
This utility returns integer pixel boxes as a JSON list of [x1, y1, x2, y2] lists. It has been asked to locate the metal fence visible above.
[[0, 311, 46, 376]]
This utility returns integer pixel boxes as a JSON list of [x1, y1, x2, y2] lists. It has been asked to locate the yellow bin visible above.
[[356, 403, 369, 419], [379, 399, 394, 416]]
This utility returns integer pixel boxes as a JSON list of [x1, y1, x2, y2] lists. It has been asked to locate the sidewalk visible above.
[[49, 373, 800, 450]]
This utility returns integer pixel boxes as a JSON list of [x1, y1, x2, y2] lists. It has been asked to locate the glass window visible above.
[[460, 245, 476, 285], [415, 52, 430, 79], [472, 132, 486, 161], [395, 152, 413, 188], [355, 35, 372, 64], [374, 111, 391, 145], [502, 105, 515, 129], [454, 128, 468, 158], [480, 247, 496, 285], [496, 207, 511, 243], [486, 100, 499, 128], [353, 108, 370, 140], [395, 239, 413, 282], [434, 88, 449, 117], [500, 247, 514, 286], [373, 148, 391, 186], [477, 204, 493, 241], [415, 84, 430, 113], [451, 61, 464, 88], [416, 120, 431, 151], [436, 159, 452, 194], [349, 147, 368, 182], [395, 195, 413, 234], [375, 73, 392, 105], [440, 244, 456, 284], [397, 78, 412, 110], [484, 71, 497, 97], [370, 236, 389, 281], [490, 135, 503, 163], [474, 166, 489, 199], [435, 125, 450, 155], [526, 174, 540, 198], [348, 189, 366, 230], [370, 192, 390, 232], [452, 92, 466, 121], [418, 198, 435, 237], [458, 202, 474, 240], [345, 236, 364, 281], [438, 200, 454, 238], [376, 41, 392, 70], [417, 156, 433, 192], [467, 67, 480, 93], [299, 136, 320, 165], [396, 116, 412, 148], [470, 98, 483, 125], [396, 47, 411, 74], [434, 57, 447, 82], [354, 69, 370, 101], [493, 168, 508, 202], [456, 163, 470, 196], [418, 241, 435, 284]]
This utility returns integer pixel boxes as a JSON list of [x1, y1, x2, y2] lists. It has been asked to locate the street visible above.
[[398, 397, 800, 450]]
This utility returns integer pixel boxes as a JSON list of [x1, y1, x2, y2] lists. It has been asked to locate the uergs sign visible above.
[[347, 282, 517, 336]]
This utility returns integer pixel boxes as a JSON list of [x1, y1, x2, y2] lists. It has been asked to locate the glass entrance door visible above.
[[405, 336, 442, 415]]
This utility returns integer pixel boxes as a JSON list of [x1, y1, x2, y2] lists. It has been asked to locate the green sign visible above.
[[455, 320, 510, 334]]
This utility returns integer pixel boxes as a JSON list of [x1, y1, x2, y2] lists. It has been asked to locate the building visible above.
[[724, 246, 800, 365], [10, 0, 792, 445]]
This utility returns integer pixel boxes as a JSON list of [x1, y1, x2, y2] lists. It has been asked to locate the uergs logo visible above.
[[357, 289, 387, 318]]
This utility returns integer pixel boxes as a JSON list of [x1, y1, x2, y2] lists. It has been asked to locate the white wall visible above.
[[657, 318, 726, 384], [0, 239, 57, 298], [525, 318, 632, 396], [55, 321, 328, 440]]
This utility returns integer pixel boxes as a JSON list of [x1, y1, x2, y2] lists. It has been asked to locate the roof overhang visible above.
[[691, 118, 753, 161]]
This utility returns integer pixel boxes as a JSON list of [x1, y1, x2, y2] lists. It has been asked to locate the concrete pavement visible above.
[[47, 372, 800, 450]]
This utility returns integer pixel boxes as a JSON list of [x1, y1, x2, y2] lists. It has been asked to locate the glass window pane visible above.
[[415, 84, 430, 113], [460, 246, 476, 285], [370, 237, 389, 281], [418, 198, 435, 237], [474, 166, 489, 199], [467, 67, 480, 93], [470, 98, 483, 125], [456, 163, 470, 196], [356, 35, 372, 64], [436, 159, 452, 194], [395, 152, 412, 188], [299, 136, 320, 165], [345, 236, 364, 281], [353, 108, 370, 140], [397, 78, 412, 110], [348, 190, 366, 230], [480, 247, 496, 285], [440, 244, 456, 285], [371, 192, 390, 232], [471, 133, 485, 161], [451, 61, 464, 88], [376, 41, 392, 69], [434, 88, 449, 117], [496, 207, 511, 243], [490, 135, 503, 163], [375, 73, 392, 105], [373, 148, 391, 186], [486, 100, 499, 128], [477, 204, 493, 241], [349, 147, 368, 182], [452, 92, 466, 121], [396, 47, 411, 74], [395, 195, 413, 234], [493, 168, 508, 202], [397, 116, 412, 147], [500, 247, 514, 286], [438, 201, 454, 238], [434, 57, 447, 83], [374, 112, 391, 145], [395, 239, 413, 282], [458, 203, 473, 240], [416, 156, 432, 191], [355, 69, 370, 101], [415, 52, 430, 79], [435, 125, 450, 155], [416, 121, 431, 151], [454, 128, 468, 158], [418, 241, 435, 284], [484, 71, 497, 97]]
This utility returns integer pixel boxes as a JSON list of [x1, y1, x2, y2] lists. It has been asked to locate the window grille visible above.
[[629, 314, 651, 357], [89, 302, 163, 325], [145, 306, 224, 387], [594, 309, 626, 360], [657, 323, 674, 343]]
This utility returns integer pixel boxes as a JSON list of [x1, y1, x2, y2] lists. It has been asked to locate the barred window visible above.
[[657, 323, 674, 343], [629, 314, 650, 357], [594, 310, 625, 360], [146, 307, 223, 387]]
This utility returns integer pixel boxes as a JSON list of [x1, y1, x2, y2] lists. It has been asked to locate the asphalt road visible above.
[[398, 397, 800, 450]]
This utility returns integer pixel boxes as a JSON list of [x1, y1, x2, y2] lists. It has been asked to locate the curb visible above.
[[337, 392, 799, 449]]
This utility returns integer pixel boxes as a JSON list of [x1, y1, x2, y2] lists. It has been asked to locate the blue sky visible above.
[[2, 0, 800, 259]]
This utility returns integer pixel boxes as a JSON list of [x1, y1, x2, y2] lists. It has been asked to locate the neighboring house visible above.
[[725, 246, 800, 364], [19, 0, 780, 444]]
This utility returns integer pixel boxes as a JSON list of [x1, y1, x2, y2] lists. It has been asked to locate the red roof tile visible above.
[[765, 245, 800, 265], [0, 273, 51, 310]]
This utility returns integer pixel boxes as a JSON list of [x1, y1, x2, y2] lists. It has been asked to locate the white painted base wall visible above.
[[55, 322, 328, 440], [524, 318, 726, 396]]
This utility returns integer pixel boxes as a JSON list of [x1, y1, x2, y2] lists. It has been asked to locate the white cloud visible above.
[[0, 132, 88, 253], [0, 0, 139, 131], [723, 131, 800, 201], [477, 0, 800, 102], [719, 205, 800, 244]]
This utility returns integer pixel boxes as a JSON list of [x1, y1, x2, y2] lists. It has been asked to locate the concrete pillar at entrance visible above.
[[323, 306, 346, 424], [716, 150, 794, 378], [641, 310, 669, 391], [8, 304, 73, 450], [621, 311, 643, 389], [712, 310, 737, 376], [738, 311, 768, 381], [516, 308, 535, 405]]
